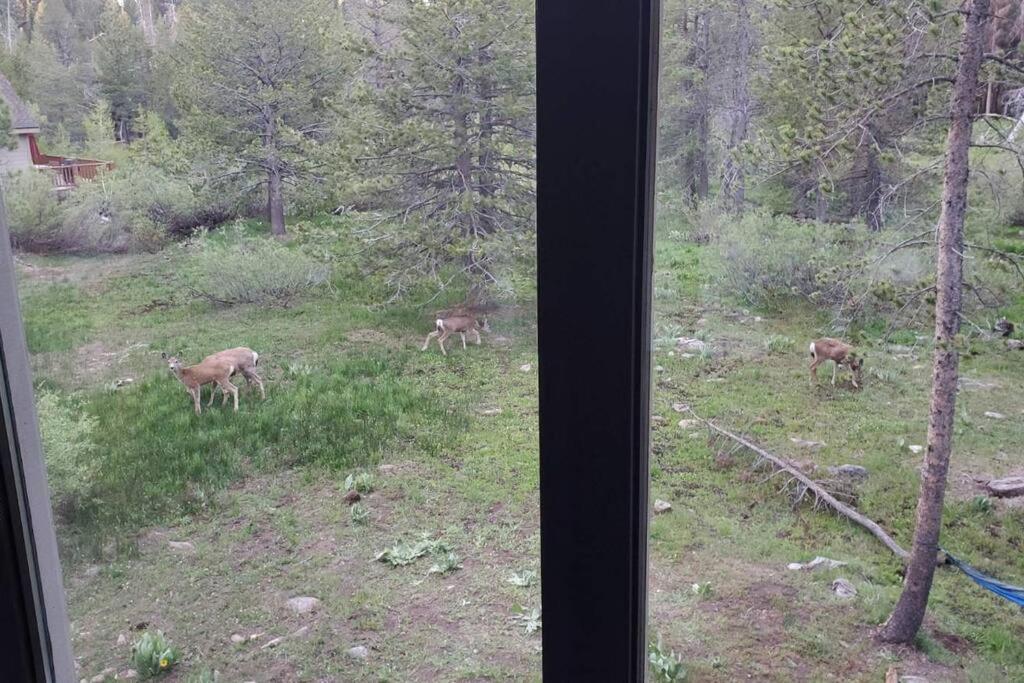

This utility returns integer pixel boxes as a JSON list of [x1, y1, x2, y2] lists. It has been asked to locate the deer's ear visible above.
[[161, 352, 168, 359]]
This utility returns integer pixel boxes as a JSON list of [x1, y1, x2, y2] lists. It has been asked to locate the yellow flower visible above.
[[160, 658, 169, 669]]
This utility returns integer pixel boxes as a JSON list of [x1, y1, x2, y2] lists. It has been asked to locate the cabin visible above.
[[0, 73, 112, 190]]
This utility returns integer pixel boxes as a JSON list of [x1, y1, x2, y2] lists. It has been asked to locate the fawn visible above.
[[162, 352, 240, 415], [809, 338, 864, 388], [422, 314, 489, 356], [203, 347, 265, 406]]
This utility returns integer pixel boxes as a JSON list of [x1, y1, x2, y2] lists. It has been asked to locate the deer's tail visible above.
[[809, 342, 817, 359]]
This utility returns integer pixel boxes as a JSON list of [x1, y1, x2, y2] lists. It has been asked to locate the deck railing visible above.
[[36, 160, 114, 190]]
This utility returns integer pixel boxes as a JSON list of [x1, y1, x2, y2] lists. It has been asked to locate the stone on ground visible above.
[[986, 476, 1024, 498], [286, 596, 321, 614]]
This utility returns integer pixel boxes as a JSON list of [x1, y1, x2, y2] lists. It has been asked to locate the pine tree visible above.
[[361, 0, 535, 299], [172, 0, 353, 236]]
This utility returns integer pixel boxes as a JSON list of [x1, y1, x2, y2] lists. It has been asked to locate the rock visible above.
[[347, 645, 369, 660], [230, 633, 246, 644], [116, 671, 137, 680], [908, 445, 924, 454], [985, 476, 1024, 498], [676, 338, 706, 352], [655, 365, 664, 373], [286, 596, 321, 614], [653, 499, 672, 514], [519, 363, 532, 372], [671, 402, 689, 413], [900, 677, 930, 683], [1008, 339, 1024, 351], [984, 411, 1006, 420], [787, 556, 846, 571], [343, 490, 361, 505], [678, 419, 699, 430], [477, 407, 503, 416], [831, 578, 857, 598], [790, 436, 825, 451], [650, 415, 666, 426], [116, 633, 128, 646], [827, 465, 868, 480], [960, 377, 1000, 390], [377, 464, 397, 475], [248, 632, 264, 641], [261, 637, 284, 650], [90, 669, 116, 683], [167, 540, 195, 553], [83, 565, 101, 579]]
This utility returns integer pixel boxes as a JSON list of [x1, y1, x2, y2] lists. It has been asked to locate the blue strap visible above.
[[942, 548, 1024, 607]]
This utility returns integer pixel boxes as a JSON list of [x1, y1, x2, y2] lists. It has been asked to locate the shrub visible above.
[[181, 226, 330, 306], [60, 162, 200, 253], [715, 212, 868, 310], [3, 171, 66, 250], [35, 392, 99, 521]]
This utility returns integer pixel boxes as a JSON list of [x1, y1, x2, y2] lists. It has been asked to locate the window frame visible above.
[[0, 1, 660, 678]]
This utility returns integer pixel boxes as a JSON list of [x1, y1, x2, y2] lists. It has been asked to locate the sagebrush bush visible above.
[[60, 162, 201, 252], [35, 391, 99, 520], [716, 212, 866, 309], [182, 226, 330, 305], [3, 171, 66, 250]]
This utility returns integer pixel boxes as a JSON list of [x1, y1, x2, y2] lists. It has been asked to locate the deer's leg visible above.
[[809, 359, 820, 385], [207, 384, 217, 407], [473, 328, 481, 345], [460, 331, 467, 350], [831, 362, 838, 386], [219, 379, 239, 412], [221, 385, 230, 406], [437, 331, 450, 356], [245, 370, 266, 400], [422, 331, 439, 351], [191, 387, 201, 415]]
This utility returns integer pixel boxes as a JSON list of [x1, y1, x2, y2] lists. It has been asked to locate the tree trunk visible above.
[[879, 0, 989, 645], [264, 110, 286, 237], [135, 0, 157, 47], [861, 125, 884, 232], [721, 0, 751, 213]]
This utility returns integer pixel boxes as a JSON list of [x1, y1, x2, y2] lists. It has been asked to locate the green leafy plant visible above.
[[344, 472, 375, 495], [764, 335, 794, 354], [649, 637, 686, 682], [691, 582, 713, 599], [35, 391, 99, 520], [375, 534, 452, 568], [507, 570, 538, 588], [131, 630, 180, 678], [968, 495, 994, 515], [511, 605, 542, 635], [186, 669, 219, 683], [428, 551, 463, 575], [350, 503, 370, 526]]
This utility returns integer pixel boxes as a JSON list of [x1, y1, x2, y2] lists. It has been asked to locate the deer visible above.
[[421, 313, 490, 356], [162, 352, 240, 415], [202, 347, 265, 407], [809, 338, 864, 389]]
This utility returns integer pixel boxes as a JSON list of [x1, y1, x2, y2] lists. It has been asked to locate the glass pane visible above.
[[4, 0, 539, 679], [650, 2, 1024, 680]]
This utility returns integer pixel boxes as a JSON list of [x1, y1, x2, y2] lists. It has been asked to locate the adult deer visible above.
[[422, 313, 489, 356], [162, 352, 240, 415], [809, 338, 864, 388], [203, 347, 265, 406]]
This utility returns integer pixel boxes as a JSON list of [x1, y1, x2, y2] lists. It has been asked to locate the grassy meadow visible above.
[[13, 212, 1024, 681]]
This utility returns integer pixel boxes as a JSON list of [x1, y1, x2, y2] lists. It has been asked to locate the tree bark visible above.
[[721, 0, 751, 213], [135, 0, 157, 47], [264, 110, 287, 237], [879, 0, 989, 645]]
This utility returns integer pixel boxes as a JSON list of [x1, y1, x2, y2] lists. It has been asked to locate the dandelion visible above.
[[160, 658, 169, 669]]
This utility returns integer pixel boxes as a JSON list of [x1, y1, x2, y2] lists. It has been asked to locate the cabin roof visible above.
[[0, 72, 40, 132]]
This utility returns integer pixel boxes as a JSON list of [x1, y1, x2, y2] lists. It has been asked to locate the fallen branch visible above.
[[689, 410, 910, 561]]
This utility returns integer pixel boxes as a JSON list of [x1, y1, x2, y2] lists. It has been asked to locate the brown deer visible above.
[[422, 314, 489, 356], [809, 338, 864, 388], [162, 352, 240, 415], [203, 347, 265, 407]]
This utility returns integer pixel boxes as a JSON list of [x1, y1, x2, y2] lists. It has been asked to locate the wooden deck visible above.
[[28, 135, 113, 190]]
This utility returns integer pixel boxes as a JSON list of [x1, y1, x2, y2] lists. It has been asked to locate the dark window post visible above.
[[0, 186, 76, 682], [536, 0, 660, 680]]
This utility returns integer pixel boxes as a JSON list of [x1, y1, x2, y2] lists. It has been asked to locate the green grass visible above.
[[14, 213, 1024, 681]]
